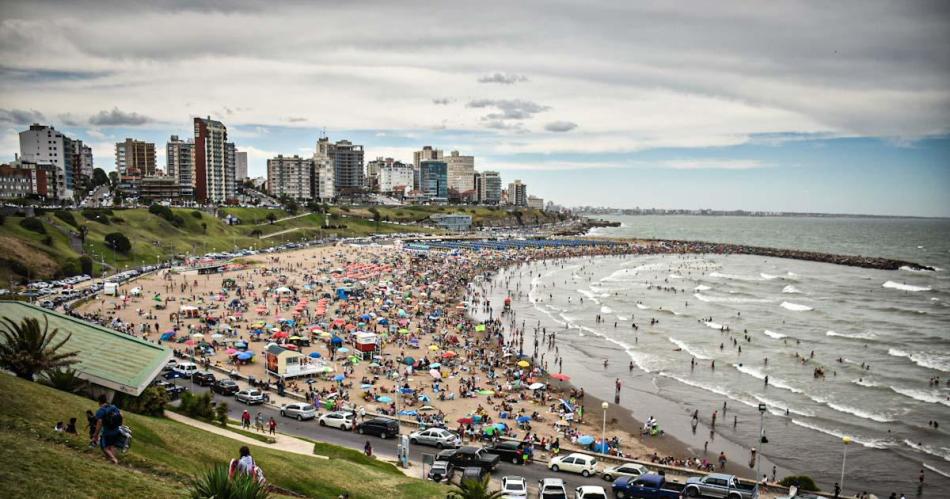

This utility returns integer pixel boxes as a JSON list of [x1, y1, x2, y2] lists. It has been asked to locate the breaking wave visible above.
[[668, 337, 711, 360], [763, 330, 787, 339], [781, 301, 813, 311], [791, 420, 892, 449], [888, 349, 950, 372], [782, 285, 801, 294], [882, 281, 932, 292]]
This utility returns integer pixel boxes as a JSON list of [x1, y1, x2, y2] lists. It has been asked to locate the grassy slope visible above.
[[0, 374, 444, 498], [0, 208, 427, 282]]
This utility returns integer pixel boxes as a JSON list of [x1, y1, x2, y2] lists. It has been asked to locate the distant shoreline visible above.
[[580, 212, 949, 220]]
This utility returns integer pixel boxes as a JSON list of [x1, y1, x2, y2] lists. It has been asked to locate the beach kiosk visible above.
[[355, 332, 379, 358], [264, 343, 324, 378]]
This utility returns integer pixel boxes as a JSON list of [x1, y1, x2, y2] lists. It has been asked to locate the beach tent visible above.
[[577, 435, 595, 446]]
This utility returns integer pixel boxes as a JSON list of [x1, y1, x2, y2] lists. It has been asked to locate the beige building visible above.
[[267, 155, 312, 199], [507, 179, 527, 206], [445, 150, 475, 196]]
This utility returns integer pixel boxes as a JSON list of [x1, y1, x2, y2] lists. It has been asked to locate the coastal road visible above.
[[170, 379, 626, 496]]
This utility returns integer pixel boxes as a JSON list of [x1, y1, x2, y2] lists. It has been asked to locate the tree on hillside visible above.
[[266, 212, 277, 224], [92, 168, 110, 187], [447, 476, 504, 499], [107, 171, 119, 190], [105, 232, 132, 254], [0, 316, 78, 381]]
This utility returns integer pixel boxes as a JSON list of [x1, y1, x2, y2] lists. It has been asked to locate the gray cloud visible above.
[[468, 99, 550, 121], [88, 107, 151, 126], [544, 121, 578, 132], [432, 98, 451, 105], [478, 72, 528, 84], [0, 108, 46, 125], [57, 113, 81, 127]]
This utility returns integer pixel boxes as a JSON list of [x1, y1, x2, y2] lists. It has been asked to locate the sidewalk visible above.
[[165, 411, 324, 458]]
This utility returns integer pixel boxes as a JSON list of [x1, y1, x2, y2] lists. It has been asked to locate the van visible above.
[[103, 282, 118, 296], [173, 362, 199, 378]]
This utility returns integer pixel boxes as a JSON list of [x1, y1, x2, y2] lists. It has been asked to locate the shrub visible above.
[[214, 402, 229, 426], [0, 213, 5, 225], [79, 255, 93, 275], [54, 210, 78, 228], [111, 217, 124, 224], [104, 232, 131, 254], [42, 235, 53, 246], [38, 367, 87, 394], [115, 386, 168, 417], [82, 209, 111, 225], [179, 391, 215, 420], [56, 258, 81, 278], [189, 464, 270, 499], [191, 210, 203, 219], [19, 217, 46, 234], [779, 475, 819, 491], [0, 257, 29, 278], [148, 203, 185, 227]]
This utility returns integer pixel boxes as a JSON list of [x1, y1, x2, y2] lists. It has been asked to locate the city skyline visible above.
[[1, 1, 948, 216]]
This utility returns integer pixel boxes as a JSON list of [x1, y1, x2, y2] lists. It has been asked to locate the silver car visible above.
[[409, 427, 461, 449], [235, 389, 265, 405], [280, 402, 317, 420]]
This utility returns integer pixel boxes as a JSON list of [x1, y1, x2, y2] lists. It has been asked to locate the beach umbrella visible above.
[[528, 382, 546, 390], [483, 426, 495, 436], [457, 417, 473, 424], [475, 324, 486, 332], [309, 352, 322, 359], [516, 415, 531, 423], [184, 339, 196, 346], [377, 396, 393, 404], [551, 373, 571, 381], [237, 352, 253, 361], [403, 356, 415, 365], [333, 374, 345, 381], [429, 362, 441, 369], [493, 422, 507, 431], [559, 399, 575, 412], [478, 389, 494, 396], [429, 369, 442, 379], [192, 333, 204, 339], [337, 347, 349, 353], [226, 348, 237, 355], [442, 351, 457, 359], [419, 405, 436, 412], [273, 331, 289, 339], [330, 336, 343, 345], [517, 360, 530, 368], [593, 442, 610, 453], [211, 333, 225, 340], [428, 344, 440, 351], [577, 435, 595, 446]]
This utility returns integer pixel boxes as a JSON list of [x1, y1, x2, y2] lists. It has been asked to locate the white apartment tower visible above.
[[445, 150, 475, 196], [18, 124, 71, 199]]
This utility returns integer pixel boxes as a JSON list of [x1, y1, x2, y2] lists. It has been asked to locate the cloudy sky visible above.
[[1, 0, 948, 216]]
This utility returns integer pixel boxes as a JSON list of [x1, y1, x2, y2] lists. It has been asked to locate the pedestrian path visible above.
[[165, 411, 324, 458]]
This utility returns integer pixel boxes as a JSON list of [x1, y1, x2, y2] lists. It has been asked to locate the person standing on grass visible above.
[[92, 394, 122, 465]]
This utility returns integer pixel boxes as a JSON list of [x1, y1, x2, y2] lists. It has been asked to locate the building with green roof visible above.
[[0, 301, 171, 396]]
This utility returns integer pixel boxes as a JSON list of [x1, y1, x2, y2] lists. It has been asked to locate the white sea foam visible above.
[[600, 305, 613, 314], [780, 301, 813, 311], [636, 303, 650, 310], [762, 330, 787, 339], [693, 285, 711, 292], [904, 440, 950, 462], [889, 348, 950, 372], [577, 289, 600, 304], [703, 321, 724, 330], [669, 273, 683, 279], [791, 420, 892, 449], [616, 315, 629, 321], [750, 394, 815, 417], [826, 330, 877, 340], [710, 271, 763, 282], [882, 281, 932, 292], [851, 378, 882, 388], [923, 463, 950, 479], [668, 337, 711, 360], [693, 293, 771, 304], [889, 386, 950, 407], [760, 273, 780, 280], [733, 364, 804, 394], [823, 400, 894, 423], [782, 285, 801, 294]]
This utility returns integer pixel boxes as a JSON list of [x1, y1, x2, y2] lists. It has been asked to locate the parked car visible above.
[[436, 446, 500, 471], [460, 466, 488, 484], [192, 371, 216, 386], [356, 418, 399, 439], [151, 379, 186, 399], [483, 440, 525, 465], [172, 362, 199, 379], [684, 473, 758, 499], [500, 475, 528, 499], [427, 460, 453, 483], [602, 462, 649, 482], [319, 411, 354, 430], [235, 389, 265, 405], [574, 485, 608, 499], [548, 452, 598, 477], [280, 403, 317, 420], [409, 427, 461, 449], [613, 473, 687, 499], [211, 379, 240, 395], [538, 478, 568, 499]]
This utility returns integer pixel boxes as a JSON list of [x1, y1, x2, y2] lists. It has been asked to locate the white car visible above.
[[539, 478, 568, 499], [408, 427, 461, 449], [574, 485, 609, 499], [601, 463, 649, 482], [280, 403, 317, 420], [319, 411, 354, 430], [548, 452, 598, 477], [172, 361, 198, 378], [235, 389, 265, 405], [500, 476, 528, 499]]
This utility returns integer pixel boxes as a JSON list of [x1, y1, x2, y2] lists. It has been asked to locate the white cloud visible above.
[[662, 159, 768, 170]]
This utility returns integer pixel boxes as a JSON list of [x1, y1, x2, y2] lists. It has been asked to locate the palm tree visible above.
[[39, 366, 87, 393], [447, 476, 504, 499], [190, 464, 270, 499], [0, 316, 78, 380]]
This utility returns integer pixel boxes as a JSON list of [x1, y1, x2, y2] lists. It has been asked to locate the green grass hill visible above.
[[0, 373, 445, 498]]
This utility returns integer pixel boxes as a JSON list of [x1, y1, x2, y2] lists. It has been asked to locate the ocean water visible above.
[[497, 216, 950, 494]]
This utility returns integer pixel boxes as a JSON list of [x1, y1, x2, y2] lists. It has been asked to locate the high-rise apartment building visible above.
[[507, 179, 527, 206], [312, 142, 335, 202], [419, 160, 448, 200], [18, 124, 71, 200], [115, 138, 156, 196], [378, 160, 414, 194], [413, 146, 443, 191], [475, 170, 502, 205], [235, 151, 248, 181], [267, 155, 312, 199], [166, 135, 195, 199], [318, 138, 363, 194], [193, 117, 235, 204], [445, 150, 475, 196]]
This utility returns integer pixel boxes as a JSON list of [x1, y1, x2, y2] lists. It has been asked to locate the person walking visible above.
[[268, 417, 277, 435], [241, 410, 251, 429], [718, 451, 727, 470], [255, 412, 265, 432], [364, 440, 373, 457], [91, 394, 122, 465]]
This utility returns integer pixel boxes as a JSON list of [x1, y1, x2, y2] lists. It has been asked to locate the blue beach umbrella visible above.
[[333, 374, 345, 381], [237, 352, 253, 361], [576, 435, 595, 446], [593, 442, 610, 453], [516, 415, 531, 423], [377, 396, 393, 404], [337, 347, 349, 353], [404, 356, 415, 366], [309, 352, 322, 358]]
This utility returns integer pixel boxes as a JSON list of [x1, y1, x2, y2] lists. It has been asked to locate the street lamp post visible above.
[[757, 403, 767, 483], [841, 436, 852, 492], [601, 401, 609, 455]]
